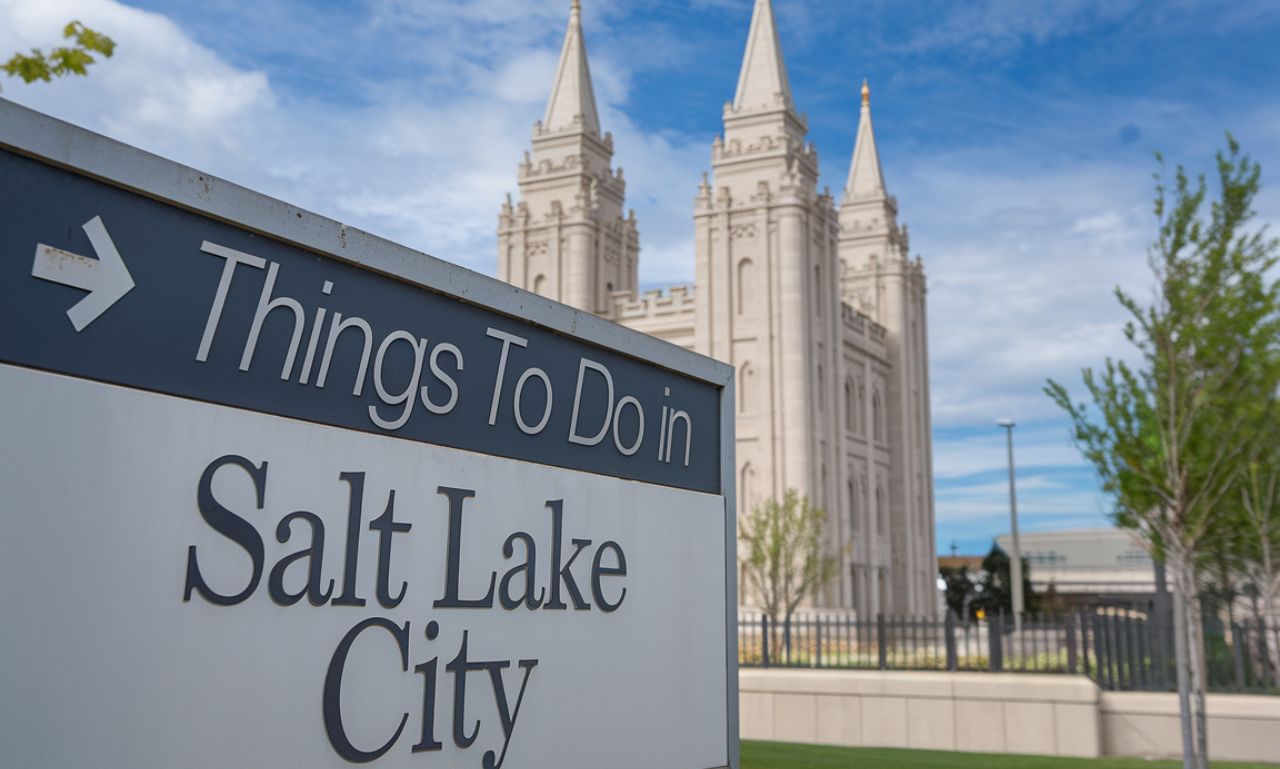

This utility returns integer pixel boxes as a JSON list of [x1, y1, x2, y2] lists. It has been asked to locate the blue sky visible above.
[[4, 0, 1278, 555]]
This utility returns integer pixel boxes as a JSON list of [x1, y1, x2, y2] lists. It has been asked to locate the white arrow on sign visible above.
[[31, 215, 136, 332]]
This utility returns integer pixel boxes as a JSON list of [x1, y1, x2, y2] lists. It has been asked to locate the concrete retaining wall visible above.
[[740, 669, 1280, 763], [1101, 691, 1280, 763]]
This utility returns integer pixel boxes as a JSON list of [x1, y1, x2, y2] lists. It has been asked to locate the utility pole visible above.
[[997, 418, 1023, 634]]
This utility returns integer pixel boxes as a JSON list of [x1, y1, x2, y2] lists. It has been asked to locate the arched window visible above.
[[736, 258, 755, 316], [849, 565, 859, 611], [820, 465, 828, 509], [847, 476, 857, 535], [856, 377, 866, 436], [738, 361, 753, 413], [533, 274, 547, 296], [740, 462, 757, 515], [876, 484, 886, 533], [860, 472, 870, 539], [844, 378, 855, 432], [872, 389, 883, 442], [813, 264, 822, 317], [816, 365, 824, 412]]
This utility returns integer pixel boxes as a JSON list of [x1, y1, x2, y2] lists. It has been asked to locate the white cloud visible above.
[[0, 0, 712, 278], [932, 427, 1086, 480], [890, 93, 1280, 441], [900, 156, 1153, 427], [935, 467, 1112, 537], [602, 107, 709, 285], [490, 49, 560, 105], [930, 414, 1115, 540], [1, 0, 272, 165], [894, 0, 1141, 57]]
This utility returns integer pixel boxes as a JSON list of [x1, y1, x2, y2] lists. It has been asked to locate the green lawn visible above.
[[741, 740, 1277, 769]]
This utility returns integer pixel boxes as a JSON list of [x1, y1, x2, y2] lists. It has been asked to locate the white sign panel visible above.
[[0, 365, 727, 768]]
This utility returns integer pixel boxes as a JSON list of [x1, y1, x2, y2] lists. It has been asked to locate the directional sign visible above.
[[0, 101, 737, 769], [1, 149, 720, 493], [31, 215, 135, 331]]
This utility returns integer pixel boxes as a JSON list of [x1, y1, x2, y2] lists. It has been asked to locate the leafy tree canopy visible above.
[[739, 489, 838, 623]]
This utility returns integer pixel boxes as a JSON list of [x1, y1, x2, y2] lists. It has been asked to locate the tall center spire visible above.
[[845, 79, 886, 199], [732, 0, 793, 112], [543, 0, 601, 136]]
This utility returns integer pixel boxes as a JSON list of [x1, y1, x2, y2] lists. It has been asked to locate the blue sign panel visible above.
[[0, 148, 720, 494]]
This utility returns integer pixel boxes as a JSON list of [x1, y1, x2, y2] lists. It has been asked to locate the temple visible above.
[[497, 0, 936, 615]]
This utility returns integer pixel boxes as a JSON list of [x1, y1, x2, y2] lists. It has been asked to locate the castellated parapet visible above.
[[842, 302, 888, 345], [610, 285, 696, 321], [606, 286, 697, 349]]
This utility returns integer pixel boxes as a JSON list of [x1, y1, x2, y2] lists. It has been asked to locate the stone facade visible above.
[[498, 0, 937, 617]]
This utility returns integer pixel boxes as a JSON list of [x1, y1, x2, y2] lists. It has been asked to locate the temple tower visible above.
[[837, 81, 936, 615], [498, 0, 638, 314], [693, 0, 843, 601]]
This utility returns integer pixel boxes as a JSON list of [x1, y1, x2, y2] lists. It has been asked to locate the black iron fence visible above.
[[737, 610, 1280, 693]]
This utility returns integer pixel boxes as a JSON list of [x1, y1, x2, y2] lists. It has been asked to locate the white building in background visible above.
[[995, 528, 1157, 598], [497, 0, 937, 616]]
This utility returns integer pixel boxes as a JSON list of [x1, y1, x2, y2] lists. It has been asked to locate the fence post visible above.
[[945, 611, 958, 671], [989, 613, 1004, 672], [1123, 614, 1137, 690], [784, 615, 792, 666], [1135, 615, 1150, 689], [757, 611, 768, 665], [1152, 606, 1172, 690], [877, 614, 887, 670], [1094, 612, 1110, 690], [815, 615, 823, 668], [1066, 612, 1079, 674], [1080, 611, 1092, 678], [1231, 622, 1247, 690]]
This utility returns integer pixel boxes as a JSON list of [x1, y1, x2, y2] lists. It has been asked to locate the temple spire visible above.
[[845, 78, 886, 199], [543, 0, 600, 135], [732, 0, 793, 112]]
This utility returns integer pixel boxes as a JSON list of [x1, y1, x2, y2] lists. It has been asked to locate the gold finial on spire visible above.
[[861, 78, 870, 107]]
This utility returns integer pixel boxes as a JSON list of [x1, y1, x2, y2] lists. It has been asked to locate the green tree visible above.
[[1047, 137, 1280, 769], [739, 489, 838, 626], [941, 565, 977, 618], [2, 21, 116, 91], [970, 544, 1035, 619]]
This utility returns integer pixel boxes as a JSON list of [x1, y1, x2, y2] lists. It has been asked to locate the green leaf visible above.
[[49, 47, 95, 77], [2, 49, 54, 83], [2, 21, 116, 92], [63, 20, 116, 58]]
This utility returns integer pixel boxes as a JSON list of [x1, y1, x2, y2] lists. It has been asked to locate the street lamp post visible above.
[[997, 418, 1023, 634]]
